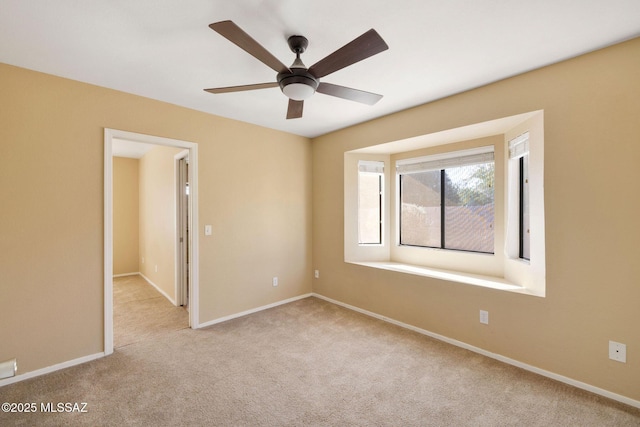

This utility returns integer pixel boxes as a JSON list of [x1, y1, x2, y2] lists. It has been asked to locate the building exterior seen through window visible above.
[[358, 161, 383, 245], [398, 148, 495, 254]]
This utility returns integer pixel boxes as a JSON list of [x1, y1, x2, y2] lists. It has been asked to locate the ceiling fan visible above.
[[204, 20, 389, 119]]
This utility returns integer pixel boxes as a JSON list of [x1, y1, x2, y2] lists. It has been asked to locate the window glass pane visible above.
[[521, 154, 530, 259], [358, 172, 381, 244], [400, 171, 441, 247], [444, 163, 494, 253]]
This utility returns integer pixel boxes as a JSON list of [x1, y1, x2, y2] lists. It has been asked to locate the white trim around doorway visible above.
[[104, 128, 200, 356]]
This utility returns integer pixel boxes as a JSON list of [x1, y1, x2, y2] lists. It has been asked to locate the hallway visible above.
[[114, 275, 188, 348]]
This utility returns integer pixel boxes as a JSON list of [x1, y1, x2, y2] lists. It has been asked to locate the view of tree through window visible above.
[[400, 161, 494, 253]]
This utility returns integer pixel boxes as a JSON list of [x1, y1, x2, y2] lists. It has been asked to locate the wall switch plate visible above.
[[314, 270, 320, 279], [204, 225, 212, 236], [479, 310, 489, 325], [272, 277, 278, 287], [609, 341, 626, 363]]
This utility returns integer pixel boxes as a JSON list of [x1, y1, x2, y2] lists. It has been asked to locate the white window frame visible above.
[[503, 119, 546, 295], [506, 132, 530, 260], [345, 154, 390, 263], [391, 140, 504, 278]]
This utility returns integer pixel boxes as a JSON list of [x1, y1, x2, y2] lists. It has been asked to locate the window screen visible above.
[[398, 147, 494, 253], [358, 161, 383, 244]]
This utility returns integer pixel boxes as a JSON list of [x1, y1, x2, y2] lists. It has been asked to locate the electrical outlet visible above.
[[0, 358, 17, 379], [479, 310, 489, 325], [272, 277, 278, 287], [314, 270, 320, 279], [609, 341, 626, 363], [155, 265, 158, 273]]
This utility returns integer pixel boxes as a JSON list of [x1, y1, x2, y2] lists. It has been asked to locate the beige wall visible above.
[[113, 157, 139, 275], [1, 36, 638, 403], [139, 145, 183, 301], [312, 37, 640, 401], [0, 62, 312, 375]]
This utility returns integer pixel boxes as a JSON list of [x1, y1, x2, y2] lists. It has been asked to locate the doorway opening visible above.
[[104, 129, 199, 356]]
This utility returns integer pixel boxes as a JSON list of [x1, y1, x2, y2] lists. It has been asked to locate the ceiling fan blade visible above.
[[316, 82, 383, 105], [308, 29, 388, 79], [204, 82, 279, 94], [286, 99, 304, 119], [209, 20, 290, 73]]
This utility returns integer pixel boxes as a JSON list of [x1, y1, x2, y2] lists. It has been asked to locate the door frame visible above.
[[104, 128, 200, 356], [175, 150, 189, 307]]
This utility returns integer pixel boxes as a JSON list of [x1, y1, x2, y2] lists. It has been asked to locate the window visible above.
[[358, 161, 384, 244], [344, 111, 545, 296], [397, 147, 495, 253], [508, 133, 530, 260], [520, 154, 530, 259]]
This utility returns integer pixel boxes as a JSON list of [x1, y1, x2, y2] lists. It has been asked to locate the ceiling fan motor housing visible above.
[[277, 35, 319, 101], [277, 68, 319, 101]]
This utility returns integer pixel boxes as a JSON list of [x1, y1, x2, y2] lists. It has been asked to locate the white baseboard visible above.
[[113, 272, 140, 278], [139, 273, 176, 306], [114, 272, 176, 305], [0, 294, 312, 388], [0, 352, 104, 388], [198, 293, 313, 329], [311, 293, 640, 410], [6, 292, 636, 410]]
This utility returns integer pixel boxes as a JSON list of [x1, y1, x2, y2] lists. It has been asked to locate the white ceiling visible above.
[[1, 1, 639, 138]]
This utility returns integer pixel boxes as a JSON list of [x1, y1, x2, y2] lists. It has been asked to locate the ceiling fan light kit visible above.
[[278, 35, 318, 101], [204, 20, 388, 119], [279, 76, 318, 101]]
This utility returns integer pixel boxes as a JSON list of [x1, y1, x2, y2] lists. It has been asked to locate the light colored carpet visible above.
[[1, 296, 639, 426], [113, 274, 188, 348]]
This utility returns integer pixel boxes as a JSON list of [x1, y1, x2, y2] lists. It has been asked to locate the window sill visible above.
[[348, 261, 536, 295]]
